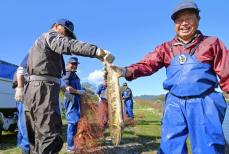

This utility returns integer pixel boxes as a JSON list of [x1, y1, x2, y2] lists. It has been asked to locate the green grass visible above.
[[123, 103, 161, 142], [119, 103, 161, 153], [0, 131, 20, 154]]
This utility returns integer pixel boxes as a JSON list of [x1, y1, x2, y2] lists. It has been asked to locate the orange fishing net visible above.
[[74, 94, 108, 151], [97, 100, 108, 128]]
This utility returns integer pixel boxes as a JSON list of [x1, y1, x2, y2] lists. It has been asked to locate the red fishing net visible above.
[[74, 94, 108, 152], [73, 94, 136, 153]]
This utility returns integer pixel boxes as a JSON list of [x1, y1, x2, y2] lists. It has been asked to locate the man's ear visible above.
[[52, 24, 61, 31]]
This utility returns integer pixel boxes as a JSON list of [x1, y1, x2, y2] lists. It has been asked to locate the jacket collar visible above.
[[172, 30, 204, 49]]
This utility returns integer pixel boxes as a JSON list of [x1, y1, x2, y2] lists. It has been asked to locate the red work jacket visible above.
[[126, 31, 229, 93]]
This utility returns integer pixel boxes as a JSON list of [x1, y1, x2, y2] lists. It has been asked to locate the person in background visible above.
[[13, 54, 30, 154], [15, 18, 115, 153], [112, 1, 228, 153], [96, 80, 108, 128], [96, 81, 107, 103], [59, 78, 69, 114], [121, 82, 134, 121], [62, 57, 85, 152]]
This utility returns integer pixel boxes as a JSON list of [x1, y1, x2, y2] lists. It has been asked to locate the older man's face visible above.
[[174, 10, 199, 42], [68, 63, 78, 72]]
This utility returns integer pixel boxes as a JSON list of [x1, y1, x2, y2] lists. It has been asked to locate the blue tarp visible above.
[[0, 60, 18, 80]]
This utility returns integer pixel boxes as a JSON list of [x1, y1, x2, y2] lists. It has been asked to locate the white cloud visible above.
[[87, 69, 104, 85]]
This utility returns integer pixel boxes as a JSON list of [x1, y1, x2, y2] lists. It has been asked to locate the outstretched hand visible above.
[[110, 65, 127, 78], [96, 48, 115, 63]]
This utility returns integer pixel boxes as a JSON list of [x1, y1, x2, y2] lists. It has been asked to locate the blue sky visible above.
[[1, 0, 229, 96]]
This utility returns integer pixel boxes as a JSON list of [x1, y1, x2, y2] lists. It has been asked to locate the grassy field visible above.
[[121, 102, 161, 151], [0, 100, 190, 154]]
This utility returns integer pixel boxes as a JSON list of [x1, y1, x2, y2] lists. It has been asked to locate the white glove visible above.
[[96, 48, 115, 63], [76, 90, 86, 95], [15, 87, 24, 102], [64, 92, 74, 102], [104, 50, 115, 63]]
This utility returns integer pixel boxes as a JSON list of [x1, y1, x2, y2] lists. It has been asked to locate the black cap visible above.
[[171, 1, 200, 20]]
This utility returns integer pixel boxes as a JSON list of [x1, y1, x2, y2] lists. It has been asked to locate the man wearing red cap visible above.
[[113, 1, 228, 153], [15, 18, 115, 153]]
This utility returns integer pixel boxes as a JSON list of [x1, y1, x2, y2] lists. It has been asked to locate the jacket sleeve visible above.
[[12, 54, 29, 88], [62, 72, 71, 86], [60, 78, 67, 88], [45, 31, 97, 57], [212, 38, 229, 93], [125, 44, 165, 81]]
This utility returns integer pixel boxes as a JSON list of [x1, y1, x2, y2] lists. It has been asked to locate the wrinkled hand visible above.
[[76, 90, 86, 95], [96, 48, 115, 63], [64, 92, 74, 102], [110, 65, 127, 78], [15, 87, 24, 102]]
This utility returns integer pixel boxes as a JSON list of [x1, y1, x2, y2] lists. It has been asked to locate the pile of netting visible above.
[[74, 93, 108, 151]]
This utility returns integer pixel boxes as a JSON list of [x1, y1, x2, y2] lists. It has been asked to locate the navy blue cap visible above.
[[56, 18, 76, 39], [171, 1, 200, 20], [67, 57, 80, 64]]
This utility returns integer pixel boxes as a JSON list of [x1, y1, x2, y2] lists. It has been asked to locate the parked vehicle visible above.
[[0, 60, 18, 135]]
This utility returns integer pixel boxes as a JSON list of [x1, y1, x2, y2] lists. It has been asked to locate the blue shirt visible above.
[[96, 84, 107, 99]]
